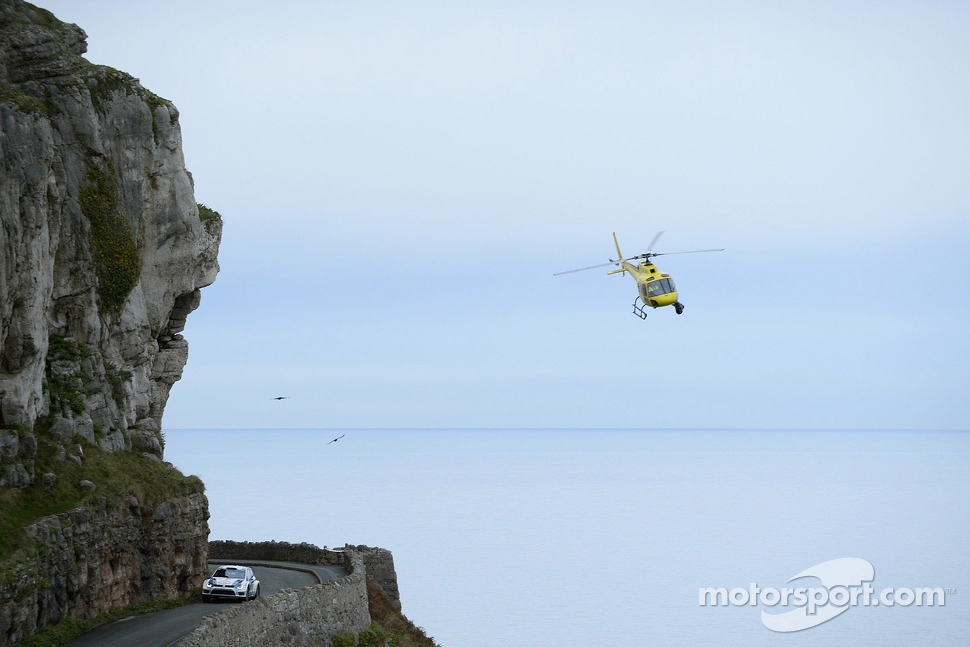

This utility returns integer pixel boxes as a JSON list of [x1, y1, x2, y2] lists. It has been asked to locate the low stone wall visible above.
[[177, 575, 369, 647], [208, 540, 348, 569], [178, 541, 394, 647], [209, 541, 401, 610]]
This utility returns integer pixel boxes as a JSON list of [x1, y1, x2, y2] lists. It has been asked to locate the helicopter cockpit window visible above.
[[647, 278, 676, 297]]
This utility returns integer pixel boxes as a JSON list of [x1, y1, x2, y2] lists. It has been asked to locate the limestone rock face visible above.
[[0, 2, 219, 643], [0, 0, 221, 462]]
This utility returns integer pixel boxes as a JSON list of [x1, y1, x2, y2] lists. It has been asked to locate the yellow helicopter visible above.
[[555, 232, 723, 319]]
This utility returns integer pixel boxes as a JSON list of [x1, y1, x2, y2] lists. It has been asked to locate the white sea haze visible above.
[[163, 428, 969, 646]]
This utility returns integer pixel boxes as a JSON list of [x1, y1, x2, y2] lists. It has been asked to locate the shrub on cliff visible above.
[[79, 159, 141, 315], [196, 203, 223, 234], [365, 578, 441, 647], [331, 579, 440, 646]]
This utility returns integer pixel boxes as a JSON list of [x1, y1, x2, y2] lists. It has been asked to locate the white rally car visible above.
[[202, 565, 260, 602]]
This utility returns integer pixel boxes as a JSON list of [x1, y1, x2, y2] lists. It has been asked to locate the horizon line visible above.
[[161, 426, 970, 433]]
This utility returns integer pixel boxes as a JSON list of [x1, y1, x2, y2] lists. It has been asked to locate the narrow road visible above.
[[63, 560, 348, 647]]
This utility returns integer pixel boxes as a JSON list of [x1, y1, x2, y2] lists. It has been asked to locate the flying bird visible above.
[[271, 396, 290, 400], [326, 434, 345, 445]]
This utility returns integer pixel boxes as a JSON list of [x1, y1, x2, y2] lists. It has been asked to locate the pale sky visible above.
[[40, 0, 970, 430]]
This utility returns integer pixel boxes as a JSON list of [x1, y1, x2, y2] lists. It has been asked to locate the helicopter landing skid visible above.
[[632, 297, 649, 320], [632, 297, 686, 318]]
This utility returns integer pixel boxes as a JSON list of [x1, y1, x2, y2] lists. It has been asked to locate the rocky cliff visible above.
[[0, 0, 220, 460], [0, 1, 220, 643]]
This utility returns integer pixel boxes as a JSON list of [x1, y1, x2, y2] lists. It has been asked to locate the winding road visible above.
[[63, 560, 348, 647]]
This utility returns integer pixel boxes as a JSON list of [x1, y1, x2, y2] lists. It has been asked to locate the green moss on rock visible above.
[[44, 335, 93, 416], [196, 203, 222, 233], [79, 160, 141, 315]]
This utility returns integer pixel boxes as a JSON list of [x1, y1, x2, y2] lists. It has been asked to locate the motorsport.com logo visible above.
[[699, 558, 952, 632]]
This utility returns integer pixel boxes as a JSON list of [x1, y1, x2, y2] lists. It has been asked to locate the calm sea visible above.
[[163, 428, 969, 646]]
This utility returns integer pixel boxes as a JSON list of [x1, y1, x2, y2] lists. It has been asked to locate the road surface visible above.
[[63, 560, 347, 647]]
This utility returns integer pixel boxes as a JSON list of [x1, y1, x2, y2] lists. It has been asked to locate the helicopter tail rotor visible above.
[[611, 232, 628, 275], [612, 232, 624, 263]]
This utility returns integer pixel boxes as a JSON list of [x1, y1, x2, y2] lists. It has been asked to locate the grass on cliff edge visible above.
[[331, 579, 440, 647], [0, 432, 205, 563]]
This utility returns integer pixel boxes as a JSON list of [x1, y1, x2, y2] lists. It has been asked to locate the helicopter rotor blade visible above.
[[553, 260, 620, 275], [553, 256, 640, 276], [554, 237, 724, 276], [648, 248, 725, 257]]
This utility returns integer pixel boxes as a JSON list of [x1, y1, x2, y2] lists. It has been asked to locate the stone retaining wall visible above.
[[0, 493, 209, 646], [178, 541, 396, 647], [209, 540, 401, 610]]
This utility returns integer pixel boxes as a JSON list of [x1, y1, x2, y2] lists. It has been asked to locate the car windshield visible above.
[[213, 567, 245, 579]]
